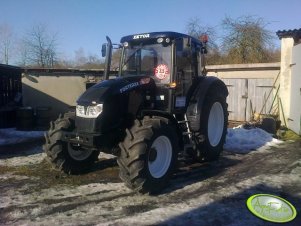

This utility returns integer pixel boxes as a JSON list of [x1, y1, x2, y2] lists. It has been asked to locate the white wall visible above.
[[288, 43, 301, 134], [207, 63, 280, 79], [279, 38, 294, 126]]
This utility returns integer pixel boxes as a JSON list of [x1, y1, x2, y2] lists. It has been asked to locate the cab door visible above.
[[173, 39, 198, 112]]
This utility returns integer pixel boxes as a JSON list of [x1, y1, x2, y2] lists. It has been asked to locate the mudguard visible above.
[[186, 76, 228, 132]]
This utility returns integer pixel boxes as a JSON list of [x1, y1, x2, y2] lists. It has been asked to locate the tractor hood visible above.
[[77, 76, 155, 106]]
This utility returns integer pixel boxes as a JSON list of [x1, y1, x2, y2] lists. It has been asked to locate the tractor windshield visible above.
[[120, 43, 172, 83]]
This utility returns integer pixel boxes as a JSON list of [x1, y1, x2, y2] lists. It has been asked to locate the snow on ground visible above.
[[0, 128, 44, 146], [224, 127, 283, 153], [0, 151, 45, 167], [0, 126, 284, 167], [0, 126, 282, 154]]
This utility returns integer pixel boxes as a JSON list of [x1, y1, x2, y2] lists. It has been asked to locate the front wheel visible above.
[[43, 112, 100, 174], [117, 116, 179, 194], [194, 94, 228, 161]]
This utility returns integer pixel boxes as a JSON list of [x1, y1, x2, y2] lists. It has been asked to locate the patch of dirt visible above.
[[0, 141, 300, 226], [0, 157, 120, 192]]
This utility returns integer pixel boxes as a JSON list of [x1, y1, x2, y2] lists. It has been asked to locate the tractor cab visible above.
[[102, 32, 208, 113]]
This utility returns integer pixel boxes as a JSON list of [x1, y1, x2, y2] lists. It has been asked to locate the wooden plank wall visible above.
[[222, 78, 274, 121]]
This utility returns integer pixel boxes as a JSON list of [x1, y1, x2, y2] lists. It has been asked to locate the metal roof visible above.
[[276, 28, 301, 39], [0, 64, 22, 73]]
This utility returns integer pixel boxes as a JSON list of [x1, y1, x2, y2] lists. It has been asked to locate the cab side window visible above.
[[176, 39, 199, 95]]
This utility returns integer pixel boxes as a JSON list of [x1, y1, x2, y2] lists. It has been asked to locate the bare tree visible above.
[[16, 39, 29, 66], [185, 17, 217, 45], [185, 17, 221, 65], [0, 23, 14, 64], [74, 47, 87, 66], [72, 48, 103, 69], [221, 16, 275, 64], [111, 49, 121, 70], [23, 24, 59, 67]]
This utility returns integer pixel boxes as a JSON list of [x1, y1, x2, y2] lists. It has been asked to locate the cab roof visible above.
[[120, 31, 202, 44]]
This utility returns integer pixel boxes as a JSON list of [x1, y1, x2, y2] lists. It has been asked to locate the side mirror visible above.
[[182, 38, 191, 50], [182, 37, 192, 57], [201, 46, 208, 54], [101, 43, 107, 57]]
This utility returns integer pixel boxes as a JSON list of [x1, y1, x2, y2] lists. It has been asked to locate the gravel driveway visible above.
[[0, 139, 300, 225]]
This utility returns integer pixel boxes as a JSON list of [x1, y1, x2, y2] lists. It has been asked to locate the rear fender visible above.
[[186, 76, 228, 132]]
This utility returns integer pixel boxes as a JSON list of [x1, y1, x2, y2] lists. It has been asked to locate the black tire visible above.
[[260, 117, 276, 134], [194, 92, 228, 161], [43, 112, 99, 174], [117, 116, 179, 194]]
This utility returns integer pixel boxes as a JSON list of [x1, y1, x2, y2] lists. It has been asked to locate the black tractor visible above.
[[43, 32, 228, 194]]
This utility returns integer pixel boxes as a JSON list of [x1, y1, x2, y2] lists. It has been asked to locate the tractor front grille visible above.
[[75, 117, 98, 133]]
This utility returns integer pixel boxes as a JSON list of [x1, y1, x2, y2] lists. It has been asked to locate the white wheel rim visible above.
[[148, 135, 172, 178], [68, 144, 93, 161], [208, 102, 224, 147]]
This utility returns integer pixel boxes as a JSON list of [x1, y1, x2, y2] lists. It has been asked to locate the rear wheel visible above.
[[43, 112, 100, 174], [117, 116, 179, 194], [194, 93, 228, 161]]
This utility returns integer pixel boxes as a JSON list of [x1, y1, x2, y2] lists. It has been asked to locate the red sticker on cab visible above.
[[154, 64, 170, 80]]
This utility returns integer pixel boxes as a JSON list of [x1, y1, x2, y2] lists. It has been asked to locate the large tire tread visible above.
[[117, 116, 179, 194], [195, 87, 228, 162], [43, 112, 99, 174]]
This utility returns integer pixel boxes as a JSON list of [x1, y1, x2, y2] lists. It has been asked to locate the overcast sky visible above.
[[1, 0, 301, 64]]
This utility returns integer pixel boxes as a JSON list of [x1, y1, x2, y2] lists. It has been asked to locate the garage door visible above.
[[222, 78, 274, 121]]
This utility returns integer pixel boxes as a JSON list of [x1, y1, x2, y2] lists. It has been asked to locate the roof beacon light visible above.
[[200, 34, 208, 43]]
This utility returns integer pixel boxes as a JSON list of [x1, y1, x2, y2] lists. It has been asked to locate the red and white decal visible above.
[[154, 64, 170, 80]]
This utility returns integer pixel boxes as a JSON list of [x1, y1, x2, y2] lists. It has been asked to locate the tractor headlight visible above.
[[76, 105, 85, 116], [87, 104, 103, 117], [76, 104, 103, 118]]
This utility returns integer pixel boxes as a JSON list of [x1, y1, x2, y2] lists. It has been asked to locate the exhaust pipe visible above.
[[103, 36, 112, 80]]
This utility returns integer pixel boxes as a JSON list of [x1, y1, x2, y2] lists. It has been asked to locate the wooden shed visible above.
[[0, 64, 22, 128]]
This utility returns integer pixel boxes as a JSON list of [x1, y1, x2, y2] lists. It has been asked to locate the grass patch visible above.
[[280, 129, 301, 141], [0, 158, 120, 192]]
